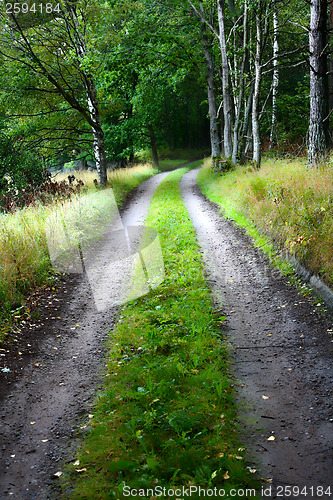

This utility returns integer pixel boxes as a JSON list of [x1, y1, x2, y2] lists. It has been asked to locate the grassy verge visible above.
[[0, 164, 157, 341], [197, 157, 333, 287], [62, 164, 259, 499]]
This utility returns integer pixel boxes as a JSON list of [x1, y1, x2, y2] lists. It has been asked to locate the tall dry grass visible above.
[[198, 157, 333, 286]]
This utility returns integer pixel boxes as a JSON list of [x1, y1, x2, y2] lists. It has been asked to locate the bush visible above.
[[0, 133, 46, 209]]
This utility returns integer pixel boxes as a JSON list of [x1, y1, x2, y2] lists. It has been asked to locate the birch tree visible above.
[[252, 0, 270, 167], [269, 0, 279, 147], [217, 0, 233, 159], [0, 0, 108, 186]]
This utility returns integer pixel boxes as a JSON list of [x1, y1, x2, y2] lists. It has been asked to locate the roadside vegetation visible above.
[[62, 164, 259, 499], [0, 163, 157, 341], [197, 157, 333, 288]]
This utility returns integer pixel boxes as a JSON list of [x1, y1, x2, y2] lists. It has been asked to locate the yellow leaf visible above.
[[262, 395, 269, 400], [223, 471, 230, 480], [267, 436, 275, 441]]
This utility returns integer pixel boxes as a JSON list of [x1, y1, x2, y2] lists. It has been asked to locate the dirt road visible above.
[[0, 165, 332, 499], [181, 168, 333, 498]]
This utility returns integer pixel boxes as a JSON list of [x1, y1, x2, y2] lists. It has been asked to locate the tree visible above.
[[0, 0, 108, 186], [308, 0, 329, 166], [269, 0, 279, 147]]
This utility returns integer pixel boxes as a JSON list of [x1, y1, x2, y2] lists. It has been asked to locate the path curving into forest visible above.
[[181, 168, 333, 498]]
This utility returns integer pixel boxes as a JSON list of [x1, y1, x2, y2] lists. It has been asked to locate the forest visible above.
[[0, 0, 330, 195]]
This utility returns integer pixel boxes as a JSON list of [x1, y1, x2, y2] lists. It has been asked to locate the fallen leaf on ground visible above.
[[267, 436, 275, 441]]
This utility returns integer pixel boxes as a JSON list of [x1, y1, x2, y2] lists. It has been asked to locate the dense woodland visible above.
[[0, 0, 331, 194]]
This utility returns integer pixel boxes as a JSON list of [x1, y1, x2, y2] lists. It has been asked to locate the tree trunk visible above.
[[269, 0, 279, 147], [66, 4, 108, 186], [240, 89, 253, 163], [252, 4, 263, 167], [232, 0, 248, 164], [86, 78, 108, 187], [148, 124, 159, 167], [202, 32, 221, 167], [329, 1, 333, 124], [308, 0, 329, 166], [217, 0, 233, 160]]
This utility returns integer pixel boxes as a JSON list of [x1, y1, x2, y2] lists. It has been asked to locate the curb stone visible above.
[[286, 253, 333, 310]]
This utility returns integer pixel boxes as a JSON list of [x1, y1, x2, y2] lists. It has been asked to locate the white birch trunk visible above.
[[232, 0, 248, 164], [217, 0, 233, 160], [269, 0, 279, 147], [86, 81, 108, 187], [67, 5, 108, 186], [252, 4, 263, 167]]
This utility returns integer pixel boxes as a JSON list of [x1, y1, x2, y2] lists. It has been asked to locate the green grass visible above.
[[0, 164, 157, 341], [62, 163, 259, 500], [197, 157, 333, 287]]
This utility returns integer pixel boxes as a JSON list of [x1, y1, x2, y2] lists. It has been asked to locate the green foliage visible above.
[[0, 133, 45, 196], [62, 164, 259, 499]]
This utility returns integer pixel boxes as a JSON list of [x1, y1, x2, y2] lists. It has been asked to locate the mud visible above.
[[181, 168, 333, 499]]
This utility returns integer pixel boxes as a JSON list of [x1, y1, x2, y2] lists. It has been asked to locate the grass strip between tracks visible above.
[[63, 163, 259, 499]]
